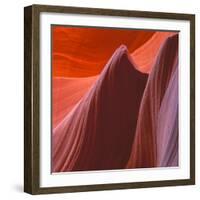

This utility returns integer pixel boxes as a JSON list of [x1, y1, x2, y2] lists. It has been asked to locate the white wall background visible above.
[[0, 0, 199, 199]]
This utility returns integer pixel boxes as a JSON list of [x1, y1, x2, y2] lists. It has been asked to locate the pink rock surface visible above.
[[127, 34, 178, 168], [53, 45, 148, 172], [52, 33, 179, 172]]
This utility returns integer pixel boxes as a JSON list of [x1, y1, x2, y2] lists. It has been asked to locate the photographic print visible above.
[[52, 26, 179, 172]]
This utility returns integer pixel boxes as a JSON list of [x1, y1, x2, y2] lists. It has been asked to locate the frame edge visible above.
[[24, 5, 40, 195], [24, 5, 34, 194], [190, 14, 195, 185]]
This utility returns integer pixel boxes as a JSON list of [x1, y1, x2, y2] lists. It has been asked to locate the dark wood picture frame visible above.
[[24, 4, 195, 195]]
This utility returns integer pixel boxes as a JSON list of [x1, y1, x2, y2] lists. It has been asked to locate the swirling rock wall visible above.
[[52, 27, 178, 172]]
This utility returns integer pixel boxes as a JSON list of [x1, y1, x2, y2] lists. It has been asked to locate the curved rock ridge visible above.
[[53, 76, 97, 128], [52, 26, 155, 77], [52, 33, 179, 172], [52, 30, 176, 132], [52, 45, 148, 172], [127, 34, 178, 168], [157, 66, 178, 167], [131, 32, 177, 73]]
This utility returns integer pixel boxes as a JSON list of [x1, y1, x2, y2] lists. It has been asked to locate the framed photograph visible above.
[[24, 4, 195, 194]]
